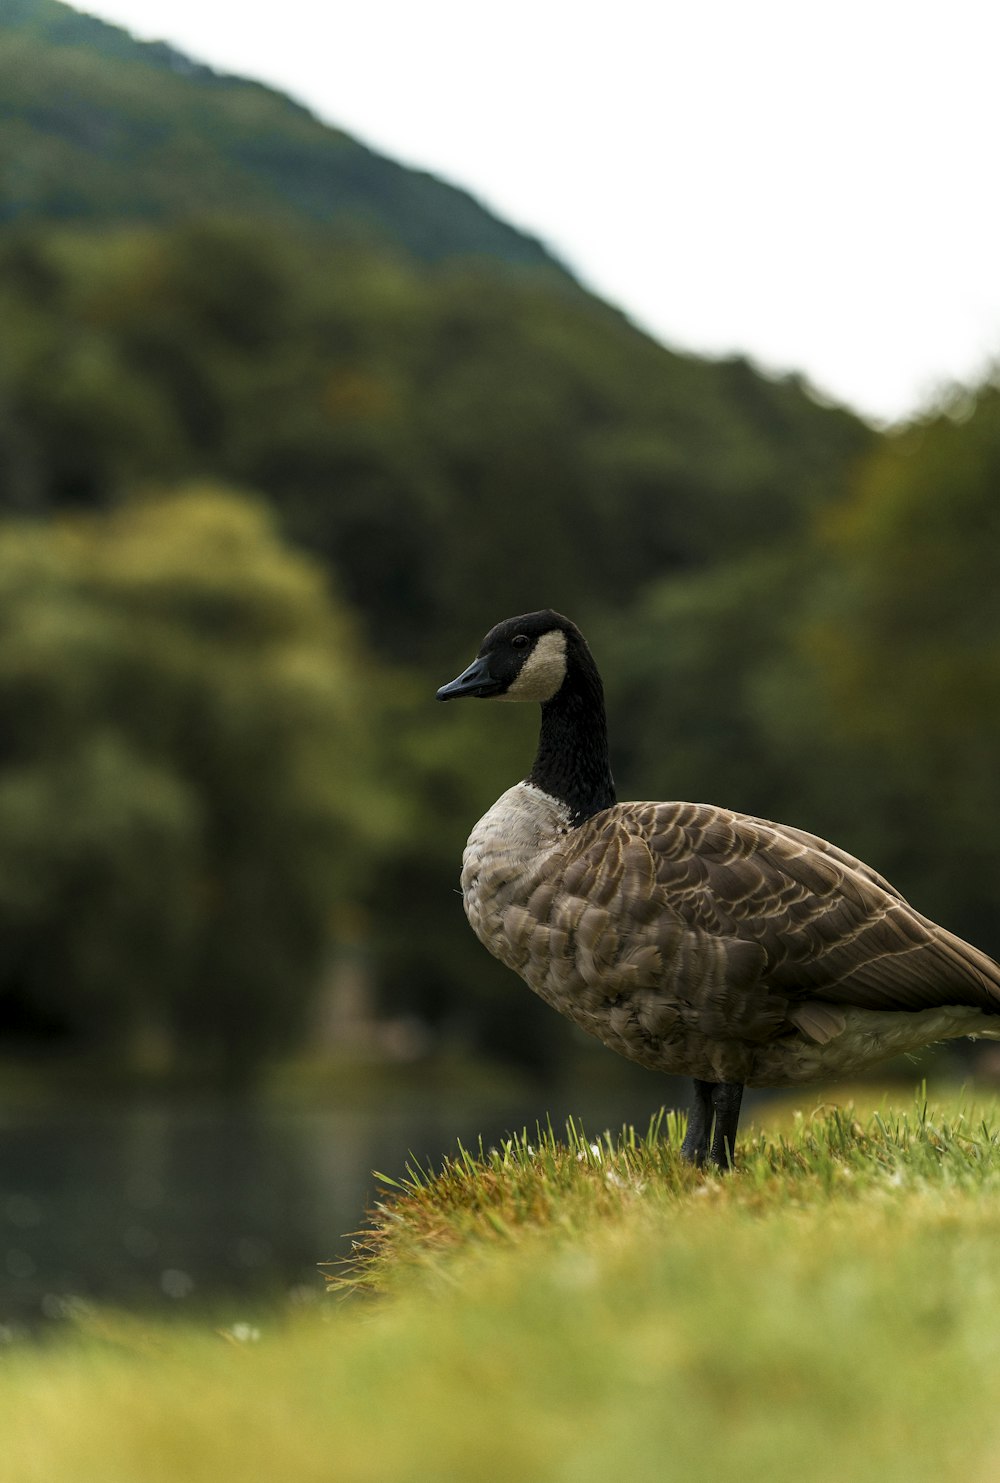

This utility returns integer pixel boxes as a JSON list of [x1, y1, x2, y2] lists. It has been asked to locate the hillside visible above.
[[0, 0, 934, 1080], [0, 0, 563, 267], [0, 3, 876, 661]]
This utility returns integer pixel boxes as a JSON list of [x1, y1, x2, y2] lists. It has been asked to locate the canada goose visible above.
[[437, 609, 1000, 1168]]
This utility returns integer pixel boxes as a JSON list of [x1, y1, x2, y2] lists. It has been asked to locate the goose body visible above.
[[438, 610, 1000, 1165]]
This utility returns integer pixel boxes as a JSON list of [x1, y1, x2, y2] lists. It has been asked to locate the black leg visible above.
[[708, 1081, 744, 1170], [680, 1078, 744, 1170], [681, 1078, 714, 1165]]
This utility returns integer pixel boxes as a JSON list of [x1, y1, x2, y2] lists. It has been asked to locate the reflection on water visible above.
[[0, 1082, 693, 1332]]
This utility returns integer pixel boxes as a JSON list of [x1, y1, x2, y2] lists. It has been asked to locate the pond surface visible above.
[[0, 1080, 696, 1334]]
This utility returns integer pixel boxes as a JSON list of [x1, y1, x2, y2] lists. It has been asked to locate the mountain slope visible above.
[[0, 0, 875, 665], [0, 0, 564, 268]]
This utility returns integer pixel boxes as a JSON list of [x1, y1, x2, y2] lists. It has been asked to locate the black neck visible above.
[[526, 655, 616, 825]]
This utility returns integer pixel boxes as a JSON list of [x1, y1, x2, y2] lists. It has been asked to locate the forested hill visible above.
[[0, 0, 562, 267], [0, 0, 876, 668], [19, 0, 991, 1088]]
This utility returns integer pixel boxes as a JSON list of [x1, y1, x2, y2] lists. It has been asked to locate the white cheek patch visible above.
[[499, 630, 568, 702]]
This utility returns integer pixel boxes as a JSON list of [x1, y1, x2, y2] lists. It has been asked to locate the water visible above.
[[0, 1081, 691, 1333]]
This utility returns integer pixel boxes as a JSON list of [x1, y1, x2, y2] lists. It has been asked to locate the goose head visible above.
[[436, 610, 586, 704], [438, 610, 615, 829]]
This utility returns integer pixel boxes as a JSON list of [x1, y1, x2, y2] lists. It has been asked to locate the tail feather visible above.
[[926, 920, 1000, 1012]]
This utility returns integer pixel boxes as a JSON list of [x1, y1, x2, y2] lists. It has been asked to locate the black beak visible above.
[[436, 655, 502, 701]]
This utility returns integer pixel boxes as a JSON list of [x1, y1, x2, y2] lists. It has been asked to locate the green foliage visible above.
[[769, 383, 1000, 945], [0, 221, 872, 663], [600, 550, 806, 816], [813, 383, 1000, 748], [0, 487, 384, 1078]]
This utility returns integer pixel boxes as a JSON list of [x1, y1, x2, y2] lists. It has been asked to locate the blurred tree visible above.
[[788, 382, 1000, 949], [0, 487, 389, 1081], [0, 222, 872, 665], [599, 551, 804, 819]]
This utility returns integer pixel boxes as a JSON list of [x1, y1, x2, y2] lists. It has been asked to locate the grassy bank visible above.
[[3, 1090, 1000, 1482]]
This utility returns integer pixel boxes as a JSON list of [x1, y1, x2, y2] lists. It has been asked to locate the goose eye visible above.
[[511, 635, 530, 650]]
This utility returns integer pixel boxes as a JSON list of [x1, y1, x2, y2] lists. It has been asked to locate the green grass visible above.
[[4, 1088, 1000, 1482]]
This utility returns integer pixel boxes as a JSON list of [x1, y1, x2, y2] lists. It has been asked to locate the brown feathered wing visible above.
[[558, 801, 1000, 1043]]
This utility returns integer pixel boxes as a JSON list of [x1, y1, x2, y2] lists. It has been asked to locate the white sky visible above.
[[73, 0, 1000, 424]]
